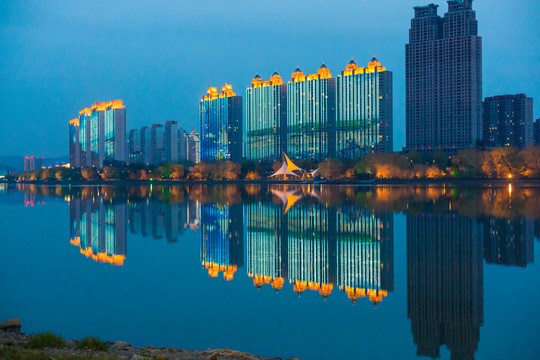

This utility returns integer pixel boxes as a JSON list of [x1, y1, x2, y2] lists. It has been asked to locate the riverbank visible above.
[[0, 320, 297, 360], [6, 177, 540, 187]]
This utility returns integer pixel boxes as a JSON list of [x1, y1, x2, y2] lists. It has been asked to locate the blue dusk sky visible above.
[[1, 0, 539, 157]]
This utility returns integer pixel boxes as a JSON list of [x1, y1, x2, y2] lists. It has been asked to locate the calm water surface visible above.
[[1, 183, 539, 360]]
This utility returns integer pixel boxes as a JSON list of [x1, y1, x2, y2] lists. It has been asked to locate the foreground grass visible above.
[[76, 336, 109, 351], [26, 331, 65, 349], [0, 347, 118, 360]]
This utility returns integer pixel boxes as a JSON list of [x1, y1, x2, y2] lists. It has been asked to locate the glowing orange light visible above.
[[70, 236, 81, 247], [203, 85, 236, 100], [270, 277, 284, 291], [318, 283, 333, 298], [69, 118, 79, 126], [342, 57, 386, 76], [293, 280, 308, 294]]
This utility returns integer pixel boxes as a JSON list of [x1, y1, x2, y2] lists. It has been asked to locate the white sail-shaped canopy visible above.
[[271, 161, 288, 177], [309, 167, 320, 178], [271, 153, 304, 177]]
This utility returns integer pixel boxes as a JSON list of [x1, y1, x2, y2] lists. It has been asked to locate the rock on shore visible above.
[[0, 320, 300, 360]]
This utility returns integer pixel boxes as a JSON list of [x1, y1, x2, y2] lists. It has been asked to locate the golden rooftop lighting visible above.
[[250, 71, 284, 88], [291, 63, 332, 83], [76, 100, 125, 117], [203, 84, 237, 100], [342, 57, 386, 76]]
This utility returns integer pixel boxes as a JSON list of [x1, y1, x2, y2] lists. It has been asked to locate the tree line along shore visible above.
[[7, 147, 540, 182]]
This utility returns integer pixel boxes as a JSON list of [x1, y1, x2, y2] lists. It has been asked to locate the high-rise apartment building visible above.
[[140, 126, 152, 165], [79, 107, 92, 167], [336, 58, 393, 158], [483, 94, 533, 148], [89, 103, 105, 166], [200, 85, 243, 162], [535, 119, 540, 146], [405, 0, 482, 153], [164, 121, 178, 163], [245, 72, 287, 162], [128, 129, 142, 164], [178, 127, 188, 162], [71, 100, 126, 167], [151, 124, 164, 166], [287, 64, 336, 161], [188, 130, 200, 163], [69, 119, 80, 167], [24, 156, 35, 172], [103, 100, 127, 165]]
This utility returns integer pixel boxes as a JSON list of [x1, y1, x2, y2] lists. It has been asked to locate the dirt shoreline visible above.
[[0, 327, 298, 360]]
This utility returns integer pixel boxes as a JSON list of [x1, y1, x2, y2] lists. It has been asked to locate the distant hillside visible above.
[[0, 155, 69, 172]]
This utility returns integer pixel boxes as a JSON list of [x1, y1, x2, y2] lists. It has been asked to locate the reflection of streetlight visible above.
[[509, 183, 512, 196]]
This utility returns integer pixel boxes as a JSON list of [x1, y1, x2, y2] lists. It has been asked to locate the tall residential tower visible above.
[[405, 0, 482, 153], [70, 100, 126, 168], [245, 72, 287, 162], [336, 58, 393, 158], [200, 85, 243, 162], [483, 94, 533, 148], [286, 64, 336, 161]]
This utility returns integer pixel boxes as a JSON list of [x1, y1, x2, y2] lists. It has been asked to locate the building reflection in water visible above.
[[483, 217, 534, 267], [15, 183, 540, 359], [69, 187, 202, 266], [201, 203, 244, 280], [407, 209, 484, 360], [70, 197, 127, 266], [244, 186, 394, 305]]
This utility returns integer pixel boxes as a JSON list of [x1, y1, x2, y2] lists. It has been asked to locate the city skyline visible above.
[[2, 0, 539, 158]]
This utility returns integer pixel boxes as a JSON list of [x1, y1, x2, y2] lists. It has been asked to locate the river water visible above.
[[1, 183, 539, 359]]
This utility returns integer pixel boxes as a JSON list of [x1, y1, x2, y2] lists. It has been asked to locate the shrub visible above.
[[26, 332, 65, 349], [76, 336, 109, 351]]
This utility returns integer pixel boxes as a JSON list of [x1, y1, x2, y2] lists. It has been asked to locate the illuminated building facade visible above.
[[245, 72, 287, 162], [200, 85, 243, 162], [483, 216, 534, 267], [164, 121, 178, 162], [483, 94, 534, 148], [79, 107, 91, 166], [71, 100, 126, 167], [407, 210, 483, 359], [287, 65, 336, 161], [336, 58, 393, 158], [200, 203, 243, 280], [405, 1, 482, 153], [188, 130, 200, 163], [69, 119, 81, 167], [151, 124, 164, 166], [103, 100, 127, 165]]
